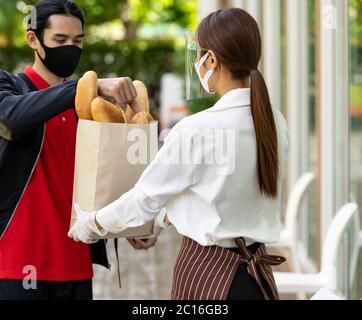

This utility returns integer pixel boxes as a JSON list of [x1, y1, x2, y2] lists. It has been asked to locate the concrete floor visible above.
[[93, 227, 183, 300]]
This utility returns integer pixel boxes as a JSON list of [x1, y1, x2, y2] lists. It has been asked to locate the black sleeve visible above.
[[0, 71, 77, 141]]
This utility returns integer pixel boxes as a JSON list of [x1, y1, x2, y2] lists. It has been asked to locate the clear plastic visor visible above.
[[185, 31, 212, 101]]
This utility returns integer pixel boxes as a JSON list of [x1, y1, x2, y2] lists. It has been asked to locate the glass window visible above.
[[305, 0, 319, 268], [349, 0, 362, 299]]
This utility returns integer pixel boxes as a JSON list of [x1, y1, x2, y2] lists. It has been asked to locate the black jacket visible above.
[[0, 70, 109, 269]]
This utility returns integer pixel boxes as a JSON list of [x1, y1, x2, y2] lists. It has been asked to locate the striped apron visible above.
[[171, 237, 286, 300]]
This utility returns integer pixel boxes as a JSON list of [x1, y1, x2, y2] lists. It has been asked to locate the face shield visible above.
[[185, 31, 214, 101]]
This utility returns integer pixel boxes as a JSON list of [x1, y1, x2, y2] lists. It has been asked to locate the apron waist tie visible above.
[[235, 238, 286, 300]]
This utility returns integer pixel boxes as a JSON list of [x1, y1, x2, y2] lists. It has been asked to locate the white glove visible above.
[[68, 204, 108, 244]]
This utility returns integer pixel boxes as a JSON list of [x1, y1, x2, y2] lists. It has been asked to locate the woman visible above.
[[69, 8, 290, 300]]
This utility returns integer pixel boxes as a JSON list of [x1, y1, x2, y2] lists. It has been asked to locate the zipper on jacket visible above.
[[0, 125, 46, 240]]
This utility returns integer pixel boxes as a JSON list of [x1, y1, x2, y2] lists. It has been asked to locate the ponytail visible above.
[[196, 8, 279, 198], [250, 69, 279, 198]]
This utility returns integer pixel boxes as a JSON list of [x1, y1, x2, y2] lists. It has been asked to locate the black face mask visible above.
[[36, 40, 82, 78]]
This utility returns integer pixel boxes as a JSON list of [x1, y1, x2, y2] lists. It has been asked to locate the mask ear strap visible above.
[[34, 48, 45, 63], [203, 68, 214, 83], [203, 68, 215, 94], [196, 51, 209, 69], [33, 32, 46, 62]]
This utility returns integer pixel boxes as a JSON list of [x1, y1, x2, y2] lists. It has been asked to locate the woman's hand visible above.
[[164, 214, 171, 226], [127, 237, 158, 250], [68, 204, 107, 244], [126, 217, 160, 251], [98, 77, 140, 111], [126, 211, 172, 251]]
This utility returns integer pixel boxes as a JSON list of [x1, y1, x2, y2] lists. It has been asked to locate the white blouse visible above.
[[96, 88, 290, 248]]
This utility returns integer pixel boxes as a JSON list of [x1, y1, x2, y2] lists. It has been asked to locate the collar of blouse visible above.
[[206, 88, 251, 113]]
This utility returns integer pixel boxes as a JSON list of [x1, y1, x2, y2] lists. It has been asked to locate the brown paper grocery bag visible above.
[[70, 119, 158, 239]]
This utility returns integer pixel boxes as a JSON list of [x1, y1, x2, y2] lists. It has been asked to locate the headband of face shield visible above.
[[185, 32, 216, 101]]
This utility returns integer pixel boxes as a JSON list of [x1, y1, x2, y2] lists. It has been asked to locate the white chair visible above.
[[269, 172, 315, 273], [350, 193, 362, 248], [310, 288, 345, 300], [274, 203, 359, 299]]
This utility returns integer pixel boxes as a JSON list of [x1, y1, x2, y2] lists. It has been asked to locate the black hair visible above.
[[28, 0, 84, 40]]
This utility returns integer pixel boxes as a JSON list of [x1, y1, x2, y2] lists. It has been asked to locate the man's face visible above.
[[28, 14, 84, 59]]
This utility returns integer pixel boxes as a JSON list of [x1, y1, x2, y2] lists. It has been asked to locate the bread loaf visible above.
[[125, 105, 137, 123], [91, 97, 127, 123], [131, 111, 154, 124], [125, 80, 150, 122], [133, 80, 149, 113], [76, 75, 150, 124], [75, 71, 98, 120]]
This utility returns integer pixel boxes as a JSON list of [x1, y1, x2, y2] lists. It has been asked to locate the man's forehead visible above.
[[46, 14, 83, 34]]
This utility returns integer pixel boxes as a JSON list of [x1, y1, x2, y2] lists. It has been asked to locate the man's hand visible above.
[[98, 77, 140, 110]]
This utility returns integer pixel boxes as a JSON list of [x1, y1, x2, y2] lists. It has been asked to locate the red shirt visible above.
[[0, 66, 93, 281]]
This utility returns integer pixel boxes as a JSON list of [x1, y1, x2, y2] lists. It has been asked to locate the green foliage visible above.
[[187, 95, 220, 115], [20, 0, 128, 26], [76, 39, 184, 82], [77, 0, 128, 25], [0, 0, 196, 110], [0, 1, 33, 46], [351, 84, 362, 108], [127, 0, 197, 29], [0, 40, 184, 109], [350, 0, 362, 48], [0, 0, 196, 44]]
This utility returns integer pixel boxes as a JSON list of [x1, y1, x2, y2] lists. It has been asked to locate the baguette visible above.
[[91, 97, 127, 123], [75, 71, 98, 120]]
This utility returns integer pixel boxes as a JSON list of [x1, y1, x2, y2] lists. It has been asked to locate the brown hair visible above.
[[197, 8, 279, 198]]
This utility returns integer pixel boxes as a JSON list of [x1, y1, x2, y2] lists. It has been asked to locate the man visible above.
[[0, 0, 158, 300]]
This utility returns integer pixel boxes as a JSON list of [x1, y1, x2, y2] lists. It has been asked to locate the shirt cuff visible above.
[[95, 208, 128, 234], [92, 213, 108, 237], [155, 208, 171, 230]]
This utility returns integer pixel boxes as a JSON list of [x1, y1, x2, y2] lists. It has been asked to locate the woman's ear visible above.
[[206, 50, 218, 70]]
